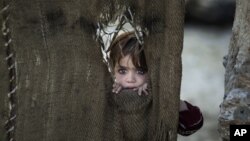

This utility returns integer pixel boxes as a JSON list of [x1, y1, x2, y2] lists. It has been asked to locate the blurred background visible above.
[[178, 0, 235, 141]]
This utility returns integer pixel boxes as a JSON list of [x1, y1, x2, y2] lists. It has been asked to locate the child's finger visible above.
[[138, 88, 142, 96], [143, 89, 149, 95], [143, 83, 148, 90], [112, 83, 117, 90], [112, 84, 117, 92], [112, 87, 117, 93], [133, 87, 138, 91], [144, 85, 149, 95], [116, 86, 122, 94]]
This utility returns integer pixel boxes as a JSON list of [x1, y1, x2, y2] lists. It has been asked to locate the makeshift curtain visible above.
[[0, 0, 184, 141]]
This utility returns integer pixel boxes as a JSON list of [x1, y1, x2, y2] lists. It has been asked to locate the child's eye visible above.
[[118, 69, 127, 74], [137, 68, 146, 75]]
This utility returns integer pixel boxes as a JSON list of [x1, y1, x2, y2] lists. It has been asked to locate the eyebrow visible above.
[[118, 65, 140, 71], [118, 65, 128, 69]]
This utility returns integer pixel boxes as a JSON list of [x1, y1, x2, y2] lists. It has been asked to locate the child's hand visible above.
[[112, 79, 149, 96], [112, 81, 122, 94], [133, 82, 149, 96], [112, 82, 149, 96], [179, 100, 188, 111]]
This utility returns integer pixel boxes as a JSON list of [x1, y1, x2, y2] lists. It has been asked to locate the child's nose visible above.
[[126, 72, 136, 83]]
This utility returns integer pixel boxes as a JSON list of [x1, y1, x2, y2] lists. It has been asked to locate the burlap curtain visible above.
[[0, 0, 184, 140]]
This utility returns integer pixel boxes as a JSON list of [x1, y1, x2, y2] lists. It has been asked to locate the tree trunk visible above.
[[218, 0, 250, 140]]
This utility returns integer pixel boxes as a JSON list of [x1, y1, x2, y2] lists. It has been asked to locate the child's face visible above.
[[114, 55, 148, 89]]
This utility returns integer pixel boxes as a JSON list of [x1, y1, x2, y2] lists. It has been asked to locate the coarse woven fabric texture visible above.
[[0, 0, 184, 141]]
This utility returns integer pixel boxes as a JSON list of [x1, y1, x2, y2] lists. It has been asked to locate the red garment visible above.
[[178, 101, 203, 136]]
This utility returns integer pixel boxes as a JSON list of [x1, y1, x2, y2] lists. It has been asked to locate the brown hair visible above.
[[109, 32, 147, 72]]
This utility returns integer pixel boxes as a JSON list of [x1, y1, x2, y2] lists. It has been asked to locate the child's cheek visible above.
[[138, 74, 148, 83], [115, 74, 124, 84]]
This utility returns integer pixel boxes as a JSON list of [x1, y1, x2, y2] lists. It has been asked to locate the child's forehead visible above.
[[117, 55, 141, 68]]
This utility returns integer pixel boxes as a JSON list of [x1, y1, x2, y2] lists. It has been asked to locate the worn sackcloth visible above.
[[0, 0, 184, 141]]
